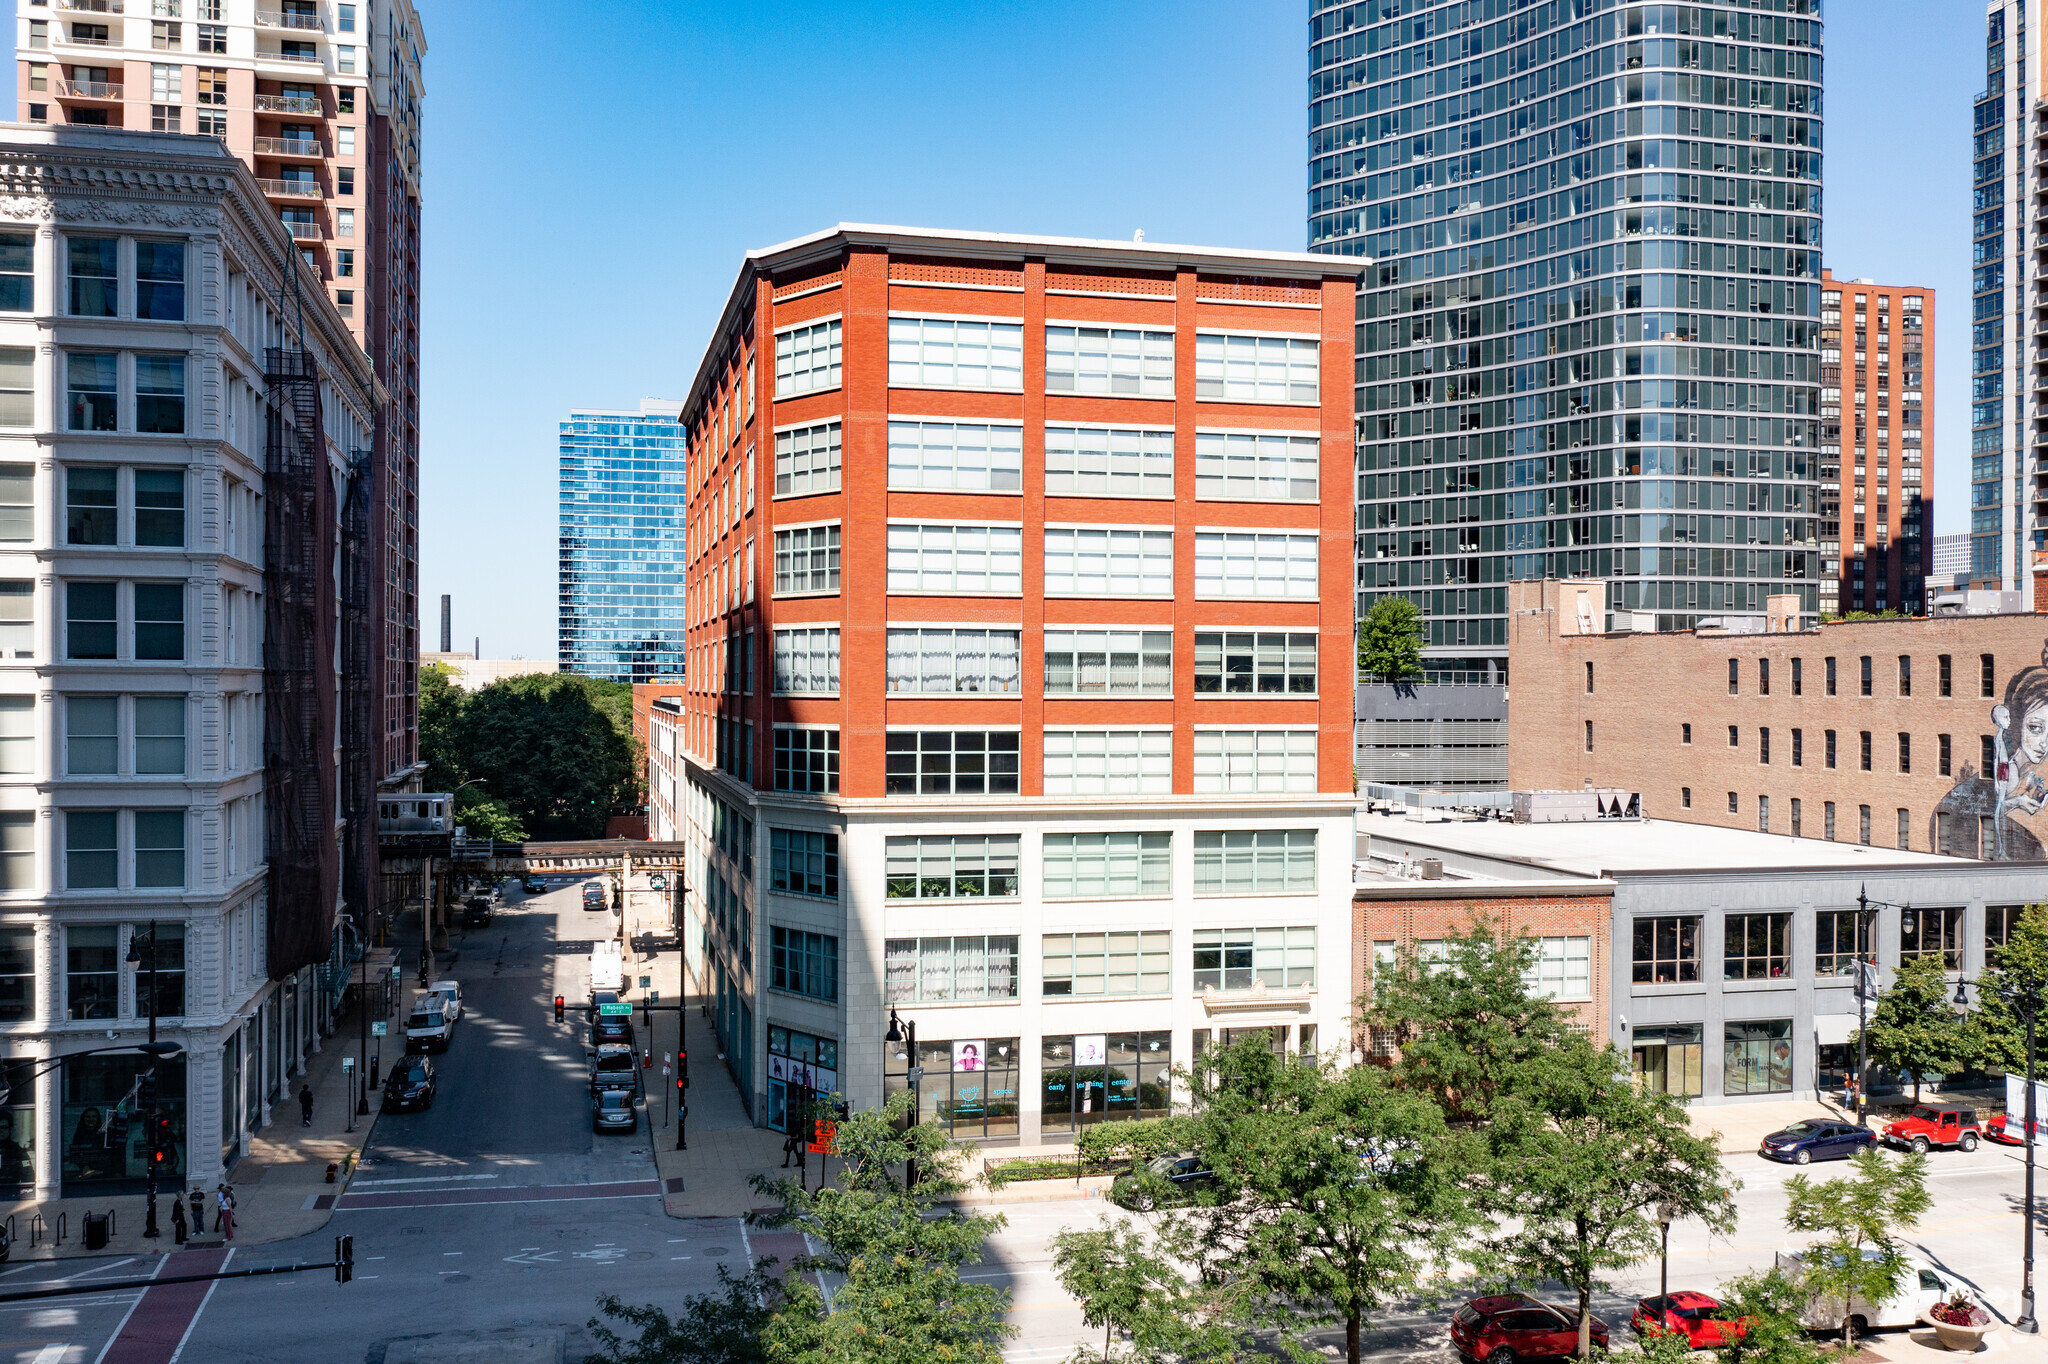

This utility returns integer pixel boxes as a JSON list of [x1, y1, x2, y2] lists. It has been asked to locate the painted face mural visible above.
[[1939, 640, 2048, 859]]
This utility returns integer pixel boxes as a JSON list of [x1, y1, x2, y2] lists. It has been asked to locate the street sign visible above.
[[371, 1022, 386, 1036], [650, 874, 666, 891], [341, 1057, 355, 1074], [390, 965, 400, 979], [598, 1002, 633, 1016], [906, 1066, 924, 1082], [638, 975, 650, 989], [650, 991, 659, 1005], [807, 1120, 836, 1155]]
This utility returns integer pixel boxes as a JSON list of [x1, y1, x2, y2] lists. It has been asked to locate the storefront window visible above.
[[766, 1026, 839, 1135], [886, 1036, 1019, 1141], [1723, 1020, 1794, 1096], [1631, 1023, 1702, 1098], [61, 1051, 185, 1194], [1041, 1033, 1170, 1135], [0, 1059, 34, 1194]]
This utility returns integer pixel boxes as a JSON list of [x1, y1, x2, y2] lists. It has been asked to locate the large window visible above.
[[0, 232, 31, 312], [134, 470, 184, 546], [769, 828, 838, 899], [1043, 932, 1171, 996], [0, 352, 31, 428], [772, 627, 839, 694], [1632, 916, 1700, 984], [66, 697, 116, 775], [1723, 1020, 1794, 1096], [769, 927, 839, 1002], [1044, 326, 1174, 397], [1899, 906, 1964, 968], [134, 241, 185, 322], [0, 696, 30, 776], [1044, 528, 1173, 596], [66, 925, 117, 1020], [1044, 426, 1175, 497], [0, 925, 32, 1022], [1043, 630, 1171, 695], [1193, 830, 1317, 894], [884, 834, 1020, 899], [134, 810, 184, 888], [1041, 1033, 1171, 1133], [1043, 729, 1171, 795], [1194, 632, 1317, 694], [136, 922, 185, 1018], [1192, 728, 1318, 793], [0, 814, 27, 893], [134, 696, 185, 775], [1987, 904, 2028, 965], [1194, 532, 1318, 599], [884, 730, 1019, 795], [134, 584, 183, 660], [66, 582, 115, 660], [887, 523, 1022, 593], [67, 237, 116, 318], [773, 420, 840, 497], [888, 317, 1023, 390], [887, 420, 1022, 492], [884, 936, 1019, 1002], [1723, 912, 1791, 980], [1194, 432, 1319, 501], [885, 628, 1022, 694], [67, 467, 116, 545], [774, 319, 841, 397], [0, 582, 29, 661], [1195, 332, 1319, 403], [1193, 926, 1316, 992], [1043, 831, 1170, 898], [1631, 1023, 1702, 1098], [0, 467, 24, 543], [886, 1035, 1020, 1140], [773, 524, 840, 595], [1524, 936, 1592, 1001], [1814, 909, 1869, 977], [67, 353, 116, 432], [772, 728, 838, 794]]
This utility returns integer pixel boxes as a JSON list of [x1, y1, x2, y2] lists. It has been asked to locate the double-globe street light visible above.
[[1952, 970, 2041, 1335], [124, 922, 177, 1240], [885, 1009, 917, 1192]]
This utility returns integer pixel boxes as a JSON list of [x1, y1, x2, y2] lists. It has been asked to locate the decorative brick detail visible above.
[[887, 256, 1023, 289], [772, 268, 843, 300], [1045, 266, 1174, 297], [1196, 274, 1320, 305]]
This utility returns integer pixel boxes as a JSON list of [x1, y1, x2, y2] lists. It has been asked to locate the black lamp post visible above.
[[885, 1009, 917, 1192], [1953, 973, 2040, 1334], [1852, 885, 1906, 1128], [125, 923, 163, 1240]]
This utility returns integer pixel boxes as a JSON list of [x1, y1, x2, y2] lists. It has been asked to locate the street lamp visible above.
[[885, 1009, 917, 1192], [124, 923, 165, 1240], [1655, 1202, 1681, 1304], [1852, 885, 1908, 1129], [1951, 973, 2040, 1334]]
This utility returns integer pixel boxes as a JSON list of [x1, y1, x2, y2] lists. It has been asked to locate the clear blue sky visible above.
[[4, 2, 1986, 659]]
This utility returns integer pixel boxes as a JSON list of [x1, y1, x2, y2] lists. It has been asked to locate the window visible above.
[[1041, 1033, 1172, 1132], [772, 728, 838, 793], [67, 353, 116, 432], [1939, 734, 1952, 776], [1682, 723, 1692, 744], [137, 922, 184, 1018], [1724, 912, 1791, 979], [888, 522, 1022, 594], [1194, 531, 1318, 599], [152, 19, 181, 46], [1859, 731, 1872, 771], [886, 628, 1022, 694], [1897, 807, 1911, 850], [1983, 734, 1997, 772], [135, 810, 184, 887], [197, 67, 225, 105], [772, 627, 838, 694], [1826, 729, 1837, 768], [1860, 655, 1872, 696], [67, 468, 116, 546], [1792, 657, 1803, 695], [336, 86, 354, 114], [335, 248, 355, 278], [1759, 658, 1771, 695], [66, 697, 116, 776], [1983, 653, 1996, 697], [1826, 656, 1837, 695], [887, 420, 1022, 492], [1792, 728, 1803, 766], [131, 242, 183, 326], [66, 924, 117, 1019], [884, 834, 1020, 899], [1585, 661, 1594, 694], [773, 420, 839, 497], [1195, 333, 1318, 402], [336, 167, 355, 197], [887, 317, 1022, 389], [1044, 527, 1172, 596], [134, 696, 184, 775], [134, 470, 184, 546], [66, 811, 116, 890], [26, 20, 44, 50], [770, 927, 838, 1002], [1987, 905, 2027, 964], [1632, 916, 1699, 983], [1043, 832, 1170, 898], [0, 235, 31, 314], [1728, 725, 1738, 748], [1814, 910, 1868, 977], [1044, 325, 1173, 396], [1043, 729, 1171, 795], [337, 2, 355, 28], [1193, 631, 1316, 695], [1758, 794, 1769, 831], [134, 356, 185, 435], [1897, 732, 1911, 773], [0, 925, 32, 1020], [1898, 655, 1911, 696], [1900, 906, 1964, 967], [884, 731, 1019, 795], [774, 319, 841, 397], [773, 524, 840, 594], [1194, 432, 1319, 501], [151, 101, 183, 133], [1939, 653, 1952, 697], [1759, 727, 1770, 764], [1043, 931, 1172, 996], [0, 582, 34, 662], [1825, 801, 1836, 840], [1194, 729, 1316, 793], [1044, 629, 1170, 695], [1982, 814, 1998, 859], [769, 829, 837, 899], [1524, 936, 1592, 1001], [67, 238, 116, 318], [883, 936, 1019, 1003], [0, 813, 28, 893], [1791, 797, 1802, 837], [1859, 804, 1872, 844], [1681, 786, 1691, 807], [134, 584, 182, 660], [66, 582, 115, 660], [1723, 1020, 1793, 1095], [1194, 829, 1316, 894], [1193, 926, 1315, 992], [1045, 426, 1174, 497], [1585, 720, 1594, 752], [0, 696, 29, 776], [336, 208, 355, 237], [1728, 658, 1738, 694]]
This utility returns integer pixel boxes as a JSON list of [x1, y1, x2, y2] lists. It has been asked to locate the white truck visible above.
[[405, 980, 463, 1053], [1774, 1248, 1976, 1332], [589, 940, 623, 997]]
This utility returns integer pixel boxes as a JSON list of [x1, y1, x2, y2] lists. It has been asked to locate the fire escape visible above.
[[340, 448, 377, 942]]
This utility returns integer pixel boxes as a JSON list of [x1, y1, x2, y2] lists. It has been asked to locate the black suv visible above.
[[384, 1056, 437, 1112], [591, 1014, 634, 1048]]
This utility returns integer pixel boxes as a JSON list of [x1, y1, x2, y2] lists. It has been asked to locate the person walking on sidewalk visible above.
[[299, 1083, 315, 1127], [188, 1187, 205, 1234], [781, 1130, 801, 1168], [170, 1194, 187, 1245], [215, 1184, 235, 1240]]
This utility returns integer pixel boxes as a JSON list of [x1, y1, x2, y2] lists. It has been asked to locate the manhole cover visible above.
[[702, 1246, 731, 1255], [441, 1273, 470, 1284]]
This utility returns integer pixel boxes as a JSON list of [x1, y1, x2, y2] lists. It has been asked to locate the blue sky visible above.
[[5, 2, 1987, 658]]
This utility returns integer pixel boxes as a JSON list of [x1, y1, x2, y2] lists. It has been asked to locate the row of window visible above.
[[771, 628, 1319, 697], [1672, 723, 1987, 779], [1696, 650, 2002, 700], [1632, 904, 2028, 983], [771, 726, 1321, 796], [0, 233, 186, 323], [777, 319, 1320, 404], [1368, 935, 1593, 1003], [878, 925, 1319, 1003], [0, 922, 187, 1024], [0, 351, 196, 436]]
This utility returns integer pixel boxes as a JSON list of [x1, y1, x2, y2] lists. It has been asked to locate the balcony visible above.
[[53, 79, 123, 101], [282, 220, 321, 241], [263, 48, 323, 64], [64, 29, 115, 45], [253, 135, 324, 158], [56, 0, 123, 11], [257, 177, 323, 200], [255, 93, 323, 115], [256, 9, 323, 29]]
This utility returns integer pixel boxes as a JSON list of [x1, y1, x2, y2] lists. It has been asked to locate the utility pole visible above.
[[356, 910, 370, 1116], [126, 923, 161, 1240]]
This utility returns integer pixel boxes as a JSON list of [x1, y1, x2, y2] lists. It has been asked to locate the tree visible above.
[[1051, 1219, 1217, 1364], [454, 791, 527, 843], [1710, 1268, 1836, 1364], [1862, 954, 1976, 1102], [1482, 1035, 1737, 1359], [1782, 1146, 1931, 1350], [418, 662, 465, 792], [589, 1268, 775, 1364], [1974, 903, 2048, 1074], [1360, 920, 1572, 1123], [1357, 597, 1424, 683], [453, 673, 637, 839]]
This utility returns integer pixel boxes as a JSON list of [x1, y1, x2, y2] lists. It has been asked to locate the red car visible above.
[[1451, 1295, 1610, 1363], [1630, 1292, 1744, 1347], [1988, 1112, 2044, 1145], [1881, 1104, 1981, 1154]]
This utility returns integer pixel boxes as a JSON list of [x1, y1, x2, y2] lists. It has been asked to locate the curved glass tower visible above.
[[1311, 0, 1824, 670], [558, 399, 689, 683]]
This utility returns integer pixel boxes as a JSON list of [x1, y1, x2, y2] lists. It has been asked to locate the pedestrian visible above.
[[781, 1129, 800, 1168], [188, 1186, 205, 1234], [170, 1193, 187, 1245], [299, 1083, 314, 1127], [215, 1184, 235, 1240]]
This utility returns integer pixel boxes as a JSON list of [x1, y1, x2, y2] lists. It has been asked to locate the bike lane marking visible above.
[[96, 1246, 230, 1364]]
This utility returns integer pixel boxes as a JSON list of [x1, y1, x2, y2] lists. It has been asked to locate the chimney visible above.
[[439, 595, 451, 654]]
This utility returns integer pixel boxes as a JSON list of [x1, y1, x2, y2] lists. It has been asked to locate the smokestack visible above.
[[439, 595, 451, 654], [474, 636, 480, 661]]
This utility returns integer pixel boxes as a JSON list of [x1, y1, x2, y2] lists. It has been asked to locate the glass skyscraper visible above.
[[1310, 0, 1824, 669], [558, 399, 688, 683], [1973, 3, 2026, 591]]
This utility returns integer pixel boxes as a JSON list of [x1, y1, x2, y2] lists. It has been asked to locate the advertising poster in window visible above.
[[952, 1040, 985, 1073], [1074, 1034, 1106, 1068]]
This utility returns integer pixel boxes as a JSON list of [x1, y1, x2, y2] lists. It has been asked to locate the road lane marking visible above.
[[350, 1173, 501, 1187], [32, 1346, 67, 1364]]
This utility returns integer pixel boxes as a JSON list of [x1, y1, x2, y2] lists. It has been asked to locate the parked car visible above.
[[582, 882, 608, 910], [590, 1043, 641, 1094], [592, 1088, 637, 1133], [1758, 1118, 1877, 1165], [1630, 1292, 1744, 1348], [1988, 1111, 2045, 1145], [1775, 1249, 1976, 1333], [591, 1013, 634, 1048], [1450, 1295, 1609, 1362], [1109, 1153, 1216, 1210], [384, 1056, 437, 1111], [405, 999, 456, 1052], [1881, 1104, 1981, 1154]]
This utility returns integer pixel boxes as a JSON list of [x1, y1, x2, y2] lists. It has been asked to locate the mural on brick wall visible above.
[[1932, 640, 2048, 860]]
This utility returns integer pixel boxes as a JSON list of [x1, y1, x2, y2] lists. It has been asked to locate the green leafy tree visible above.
[[454, 791, 527, 843], [1361, 920, 1571, 1123], [418, 662, 465, 792], [1357, 597, 1425, 683], [1782, 1147, 1931, 1350], [1483, 1035, 1737, 1359], [453, 673, 637, 839], [1051, 1219, 1221, 1364], [589, 1268, 775, 1364], [1862, 954, 1976, 1102], [1974, 904, 2048, 1074], [1710, 1268, 1836, 1364]]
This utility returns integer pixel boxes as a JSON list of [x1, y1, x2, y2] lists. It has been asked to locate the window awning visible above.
[[1815, 1014, 1859, 1045]]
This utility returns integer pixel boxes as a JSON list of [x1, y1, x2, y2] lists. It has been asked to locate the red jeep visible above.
[[1881, 1104, 1981, 1154]]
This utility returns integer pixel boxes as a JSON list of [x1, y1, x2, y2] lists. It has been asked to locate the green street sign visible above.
[[598, 1003, 633, 1016], [371, 1021, 387, 1036]]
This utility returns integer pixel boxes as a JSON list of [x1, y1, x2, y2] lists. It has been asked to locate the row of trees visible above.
[[1864, 906, 2048, 1097]]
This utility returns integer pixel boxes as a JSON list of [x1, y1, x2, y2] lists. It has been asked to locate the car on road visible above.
[[592, 1088, 637, 1133], [1630, 1292, 1743, 1348], [521, 875, 545, 894], [405, 998, 456, 1052], [1758, 1118, 1877, 1164], [1881, 1104, 1981, 1154], [384, 1056, 437, 1111], [582, 882, 608, 910], [591, 1013, 634, 1047], [590, 1043, 641, 1095], [461, 895, 491, 927], [1451, 1295, 1609, 1363], [1109, 1153, 1216, 1210], [1775, 1249, 1976, 1333]]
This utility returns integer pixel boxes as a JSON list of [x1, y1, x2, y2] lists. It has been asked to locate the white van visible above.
[[405, 999, 455, 1052], [1774, 1249, 1975, 1332], [589, 940, 623, 996]]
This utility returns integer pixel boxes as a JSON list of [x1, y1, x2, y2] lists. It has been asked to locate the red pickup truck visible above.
[[1881, 1104, 1981, 1154]]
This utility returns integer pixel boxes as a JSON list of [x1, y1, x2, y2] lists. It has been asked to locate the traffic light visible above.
[[153, 1116, 172, 1161], [335, 1235, 354, 1283], [105, 1110, 130, 1149], [139, 1072, 157, 1107], [553, 995, 565, 1023]]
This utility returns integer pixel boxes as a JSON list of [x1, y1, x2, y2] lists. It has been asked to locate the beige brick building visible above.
[[1507, 579, 2048, 859]]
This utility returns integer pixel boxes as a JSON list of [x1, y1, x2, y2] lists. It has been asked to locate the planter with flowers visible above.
[[1921, 1292, 1994, 1351]]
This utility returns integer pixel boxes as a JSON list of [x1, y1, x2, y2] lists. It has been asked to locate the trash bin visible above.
[[82, 1211, 109, 1251]]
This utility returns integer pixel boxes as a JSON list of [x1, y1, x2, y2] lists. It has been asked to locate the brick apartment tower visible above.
[[17, 2, 429, 915], [1818, 269, 1932, 616]]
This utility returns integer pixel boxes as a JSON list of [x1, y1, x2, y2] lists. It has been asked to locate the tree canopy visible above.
[[421, 670, 640, 840], [1357, 597, 1425, 683], [1782, 1147, 1930, 1350], [1861, 954, 1975, 1101], [1975, 903, 2048, 1074]]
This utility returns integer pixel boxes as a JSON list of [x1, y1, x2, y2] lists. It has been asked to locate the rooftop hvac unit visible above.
[[1511, 789, 1643, 823]]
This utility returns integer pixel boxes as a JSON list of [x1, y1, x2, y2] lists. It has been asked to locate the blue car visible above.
[[1758, 1118, 1875, 1165]]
